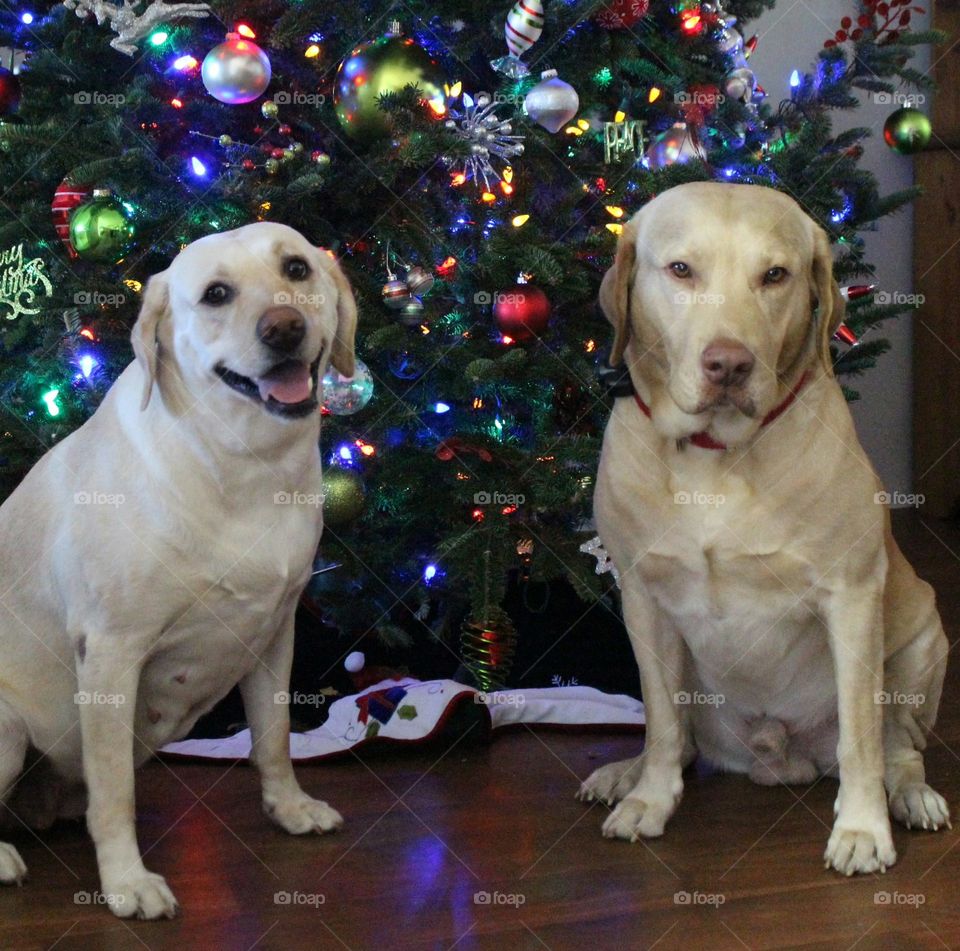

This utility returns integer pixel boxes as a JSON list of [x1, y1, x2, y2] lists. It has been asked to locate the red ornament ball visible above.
[[492, 284, 551, 342], [0, 67, 21, 115], [51, 178, 91, 258], [595, 0, 650, 30], [241, 158, 256, 170], [278, 123, 292, 136]]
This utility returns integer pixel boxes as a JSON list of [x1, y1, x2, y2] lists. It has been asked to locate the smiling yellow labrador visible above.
[[579, 182, 949, 875], [0, 223, 355, 917]]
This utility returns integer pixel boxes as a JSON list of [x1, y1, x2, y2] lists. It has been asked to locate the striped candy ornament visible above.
[[505, 0, 544, 58]]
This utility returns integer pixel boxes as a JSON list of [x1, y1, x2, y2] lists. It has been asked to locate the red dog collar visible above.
[[633, 372, 810, 451]]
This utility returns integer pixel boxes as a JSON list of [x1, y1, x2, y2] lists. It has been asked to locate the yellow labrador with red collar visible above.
[[579, 182, 949, 875], [0, 223, 355, 917]]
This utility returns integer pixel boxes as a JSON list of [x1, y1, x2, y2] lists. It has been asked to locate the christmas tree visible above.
[[0, 1, 940, 685]]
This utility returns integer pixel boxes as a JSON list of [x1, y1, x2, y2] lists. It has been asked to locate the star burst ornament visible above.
[[444, 91, 524, 190]]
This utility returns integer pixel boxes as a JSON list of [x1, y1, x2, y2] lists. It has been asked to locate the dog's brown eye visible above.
[[201, 283, 232, 306], [669, 262, 691, 278], [285, 257, 310, 281], [763, 266, 788, 285]]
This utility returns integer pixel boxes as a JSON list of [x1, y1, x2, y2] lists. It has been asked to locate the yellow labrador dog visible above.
[[579, 182, 949, 875], [0, 223, 356, 917]]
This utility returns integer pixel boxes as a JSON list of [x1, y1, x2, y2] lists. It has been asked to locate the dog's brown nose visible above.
[[701, 339, 755, 387], [256, 306, 306, 354]]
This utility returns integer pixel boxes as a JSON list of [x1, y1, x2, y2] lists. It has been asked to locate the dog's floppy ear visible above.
[[319, 250, 358, 378], [131, 272, 169, 411], [811, 225, 845, 376], [599, 221, 638, 367]]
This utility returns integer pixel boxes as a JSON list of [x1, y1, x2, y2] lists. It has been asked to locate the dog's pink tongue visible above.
[[257, 361, 311, 404]]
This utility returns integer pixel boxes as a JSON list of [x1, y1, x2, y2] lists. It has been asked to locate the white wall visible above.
[[748, 0, 930, 496]]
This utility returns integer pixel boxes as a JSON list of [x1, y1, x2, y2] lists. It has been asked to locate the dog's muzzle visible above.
[[214, 352, 323, 419]]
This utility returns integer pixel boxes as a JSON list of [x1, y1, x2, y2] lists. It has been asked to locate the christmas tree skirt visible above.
[[159, 678, 645, 763]]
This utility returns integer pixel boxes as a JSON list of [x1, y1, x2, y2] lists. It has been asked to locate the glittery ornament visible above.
[[322, 467, 366, 528], [883, 107, 932, 155], [334, 22, 445, 140], [524, 69, 580, 134], [321, 358, 374, 415], [201, 32, 271, 105], [579, 536, 620, 588], [444, 91, 524, 190]]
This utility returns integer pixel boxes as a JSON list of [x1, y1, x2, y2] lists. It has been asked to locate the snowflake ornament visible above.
[[443, 91, 525, 191]]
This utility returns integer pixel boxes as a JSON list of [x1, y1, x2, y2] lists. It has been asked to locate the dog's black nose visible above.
[[701, 339, 755, 387], [257, 306, 306, 354]]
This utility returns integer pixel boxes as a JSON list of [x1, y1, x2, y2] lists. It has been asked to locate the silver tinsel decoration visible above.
[[579, 536, 621, 588], [444, 91, 525, 190]]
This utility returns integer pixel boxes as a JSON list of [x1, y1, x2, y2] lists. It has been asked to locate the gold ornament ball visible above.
[[883, 107, 932, 155], [264, 158, 280, 175], [261, 100, 279, 119], [322, 468, 366, 528], [334, 32, 445, 140]]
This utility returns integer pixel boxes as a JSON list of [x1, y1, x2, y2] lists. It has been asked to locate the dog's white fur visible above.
[[0, 222, 356, 917], [579, 182, 949, 875]]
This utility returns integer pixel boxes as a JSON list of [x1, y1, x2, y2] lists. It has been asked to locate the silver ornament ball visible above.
[[524, 69, 579, 134], [202, 32, 272, 105]]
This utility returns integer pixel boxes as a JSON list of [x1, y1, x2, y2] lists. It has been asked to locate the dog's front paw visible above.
[[102, 870, 179, 919], [578, 758, 644, 806], [0, 843, 27, 885], [602, 795, 676, 841], [266, 793, 343, 835], [824, 821, 897, 876], [890, 783, 952, 832]]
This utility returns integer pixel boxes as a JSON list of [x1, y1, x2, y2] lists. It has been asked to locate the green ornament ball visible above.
[[333, 30, 445, 141], [68, 191, 135, 264], [322, 467, 366, 528], [883, 107, 932, 155]]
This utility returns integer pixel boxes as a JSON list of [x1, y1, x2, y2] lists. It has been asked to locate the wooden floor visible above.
[[4, 512, 960, 951]]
